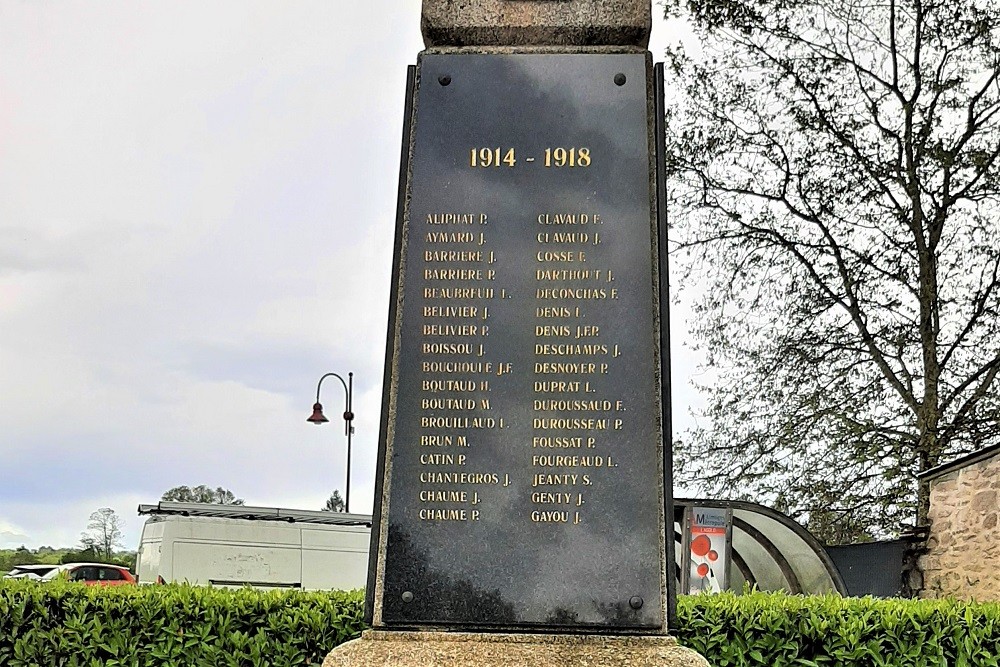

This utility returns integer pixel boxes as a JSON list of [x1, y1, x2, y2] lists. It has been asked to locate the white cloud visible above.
[[0, 520, 31, 549], [0, 1, 707, 550]]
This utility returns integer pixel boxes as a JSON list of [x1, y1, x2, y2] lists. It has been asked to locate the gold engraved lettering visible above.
[[533, 381, 581, 392], [535, 343, 608, 356], [535, 268, 590, 280], [532, 399, 612, 411], [532, 455, 606, 467], [543, 147, 591, 168], [420, 435, 453, 446], [537, 213, 593, 225], [421, 398, 476, 410], [530, 511, 569, 523], [532, 436, 583, 448], [420, 453, 454, 465], [535, 269, 591, 280], [422, 361, 493, 373], [425, 231, 475, 243], [419, 509, 468, 521], [420, 416, 498, 428], [423, 306, 478, 318], [424, 287, 494, 299], [533, 362, 598, 374], [531, 473, 579, 487], [426, 213, 477, 225], [419, 472, 499, 484], [535, 325, 571, 337], [420, 490, 468, 502], [424, 250, 483, 262], [421, 379, 476, 392], [537, 232, 589, 244], [533, 417, 608, 430], [424, 268, 483, 280], [421, 343, 474, 356], [470, 147, 516, 168], [535, 288, 606, 299], [575, 325, 599, 338], [535, 251, 577, 262], [530, 493, 574, 504], [536, 307, 572, 318], [423, 324, 478, 336]]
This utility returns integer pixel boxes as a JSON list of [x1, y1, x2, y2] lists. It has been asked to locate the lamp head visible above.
[[307, 402, 329, 424]]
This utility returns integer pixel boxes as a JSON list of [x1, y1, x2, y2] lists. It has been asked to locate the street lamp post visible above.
[[307, 372, 354, 513]]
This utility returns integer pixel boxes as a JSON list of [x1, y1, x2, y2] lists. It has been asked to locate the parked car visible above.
[[3, 564, 60, 580], [39, 563, 136, 585]]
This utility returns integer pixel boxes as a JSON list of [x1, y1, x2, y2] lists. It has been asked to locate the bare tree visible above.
[[665, 0, 1000, 541], [80, 508, 124, 558]]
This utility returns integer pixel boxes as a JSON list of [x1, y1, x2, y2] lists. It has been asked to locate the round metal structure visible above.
[[674, 499, 847, 595]]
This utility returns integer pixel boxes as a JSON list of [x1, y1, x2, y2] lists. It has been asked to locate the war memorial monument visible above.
[[324, 1, 709, 664]]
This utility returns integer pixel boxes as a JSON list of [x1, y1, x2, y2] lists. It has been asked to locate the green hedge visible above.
[[676, 591, 1000, 666], [4, 581, 1000, 666], [0, 580, 365, 667]]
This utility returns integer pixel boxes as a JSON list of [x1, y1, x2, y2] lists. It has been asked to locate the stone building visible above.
[[918, 443, 1000, 600]]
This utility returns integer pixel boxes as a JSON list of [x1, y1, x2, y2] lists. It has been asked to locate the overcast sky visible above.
[[0, 1, 703, 551]]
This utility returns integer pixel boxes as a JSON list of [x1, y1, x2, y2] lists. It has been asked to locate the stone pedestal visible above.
[[421, 0, 651, 47], [324, 630, 709, 667]]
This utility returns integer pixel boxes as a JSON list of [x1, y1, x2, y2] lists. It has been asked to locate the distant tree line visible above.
[[0, 545, 136, 574], [161, 485, 244, 505]]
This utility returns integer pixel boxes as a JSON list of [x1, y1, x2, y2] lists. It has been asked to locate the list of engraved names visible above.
[[412, 206, 629, 528]]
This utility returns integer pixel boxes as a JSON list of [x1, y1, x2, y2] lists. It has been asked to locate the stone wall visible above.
[[920, 450, 1000, 600]]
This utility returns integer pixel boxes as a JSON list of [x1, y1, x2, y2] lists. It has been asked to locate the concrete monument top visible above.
[[421, 0, 651, 48]]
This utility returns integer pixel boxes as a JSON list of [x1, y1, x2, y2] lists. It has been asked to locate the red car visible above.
[[40, 562, 136, 585]]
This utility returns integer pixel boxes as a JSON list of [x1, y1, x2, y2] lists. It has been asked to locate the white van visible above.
[[135, 502, 372, 591]]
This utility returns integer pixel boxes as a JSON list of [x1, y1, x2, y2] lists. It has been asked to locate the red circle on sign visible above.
[[691, 535, 711, 557], [708, 550, 719, 562], [697, 563, 710, 577]]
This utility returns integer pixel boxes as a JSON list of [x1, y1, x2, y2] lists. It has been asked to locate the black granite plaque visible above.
[[377, 53, 664, 630]]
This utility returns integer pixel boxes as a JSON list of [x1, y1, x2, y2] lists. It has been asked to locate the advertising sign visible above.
[[682, 506, 732, 594]]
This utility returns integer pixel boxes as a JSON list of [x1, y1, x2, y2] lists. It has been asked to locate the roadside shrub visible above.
[[0, 579, 365, 667], [5, 581, 1000, 666], [676, 591, 1000, 666]]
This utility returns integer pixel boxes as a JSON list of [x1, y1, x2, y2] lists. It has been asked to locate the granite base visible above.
[[323, 630, 709, 667]]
